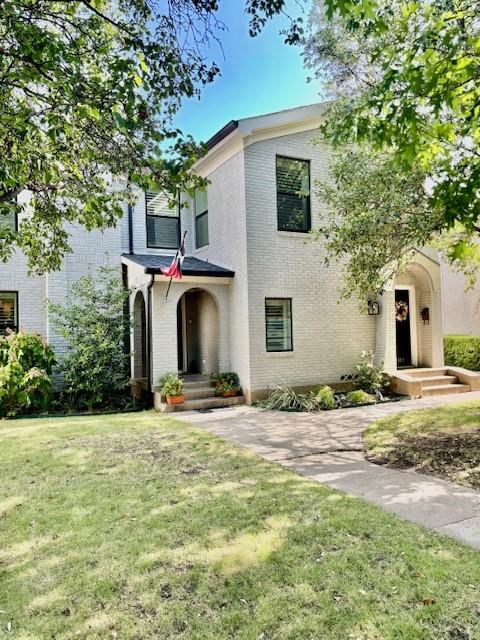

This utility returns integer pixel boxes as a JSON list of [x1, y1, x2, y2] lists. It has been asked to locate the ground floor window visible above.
[[0, 292, 18, 334], [265, 298, 293, 352]]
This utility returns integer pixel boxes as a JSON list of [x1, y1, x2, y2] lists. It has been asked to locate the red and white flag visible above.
[[161, 232, 185, 280]]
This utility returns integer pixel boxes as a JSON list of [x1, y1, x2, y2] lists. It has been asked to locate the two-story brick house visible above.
[[1, 102, 479, 406]]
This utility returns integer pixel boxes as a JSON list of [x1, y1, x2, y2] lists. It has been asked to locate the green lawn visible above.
[[1, 412, 480, 639], [364, 400, 480, 490]]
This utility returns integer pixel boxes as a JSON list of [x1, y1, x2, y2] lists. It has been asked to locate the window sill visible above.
[[265, 351, 295, 358], [277, 231, 311, 239]]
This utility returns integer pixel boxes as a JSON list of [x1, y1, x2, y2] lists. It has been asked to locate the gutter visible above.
[[127, 203, 134, 254], [146, 273, 154, 395]]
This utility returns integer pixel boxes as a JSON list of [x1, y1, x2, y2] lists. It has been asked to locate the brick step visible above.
[[157, 395, 245, 413], [406, 368, 449, 378], [418, 375, 458, 387], [421, 384, 470, 397], [182, 379, 212, 390], [184, 387, 217, 400]]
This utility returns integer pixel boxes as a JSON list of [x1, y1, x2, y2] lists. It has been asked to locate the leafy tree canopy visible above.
[[0, 0, 296, 272], [305, 0, 480, 288]]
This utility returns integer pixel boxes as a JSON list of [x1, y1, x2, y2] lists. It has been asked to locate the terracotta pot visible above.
[[221, 390, 237, 398], [166, 394, 185, 405]]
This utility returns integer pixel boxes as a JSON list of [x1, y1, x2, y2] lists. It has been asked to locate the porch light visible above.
[[367, 300, 380, 316], [421, 307, 430, 325]]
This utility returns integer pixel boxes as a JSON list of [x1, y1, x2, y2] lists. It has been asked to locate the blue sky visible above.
[[173, 2, 321, 143]]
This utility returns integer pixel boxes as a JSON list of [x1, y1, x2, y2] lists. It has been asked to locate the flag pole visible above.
[[164, 230, 187, 302]]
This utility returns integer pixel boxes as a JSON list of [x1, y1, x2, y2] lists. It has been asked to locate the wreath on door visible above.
[[395, 300, 409, 322]]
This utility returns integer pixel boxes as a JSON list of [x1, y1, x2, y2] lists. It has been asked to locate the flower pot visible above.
[[166, 394, 185, 405], [221, 390, 237, 398]]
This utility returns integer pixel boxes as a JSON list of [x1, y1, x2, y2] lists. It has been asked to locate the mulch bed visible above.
[[366, 429, 480, 490]]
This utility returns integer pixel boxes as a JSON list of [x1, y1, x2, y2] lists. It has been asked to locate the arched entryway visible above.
[[177, 288, 219, 374], [133, 291, 147, 379], [393, 259, 438, 369]]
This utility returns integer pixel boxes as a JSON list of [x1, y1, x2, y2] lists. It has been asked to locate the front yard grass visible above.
[[1, 411, 480, 639], [364, 400, 480, 490]]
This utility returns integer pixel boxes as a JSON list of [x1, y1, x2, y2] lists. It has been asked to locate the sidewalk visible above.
[[181, 392, 480, 548]]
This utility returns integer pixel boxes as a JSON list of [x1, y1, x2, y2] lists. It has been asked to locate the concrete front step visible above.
[[421, 383, 470, 397], [406, 368, 449, 378], [184, 387, 217, 400], [418, 375, 458, 387], [157, 395, 245, 413], [183, 379, 212, 390]]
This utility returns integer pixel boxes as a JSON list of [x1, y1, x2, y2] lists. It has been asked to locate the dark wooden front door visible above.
[[395, 289, 412, 367]]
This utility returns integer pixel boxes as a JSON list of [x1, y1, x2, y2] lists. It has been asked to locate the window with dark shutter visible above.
[[276, 156, 311, 232], [145, 191, 180, 249], [195, 188, 208, 249], [265, 298, 293, 352], [0, 292, 18, 335]]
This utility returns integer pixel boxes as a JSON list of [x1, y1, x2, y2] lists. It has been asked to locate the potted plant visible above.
[[159, 372, 184, 405], [216, 380, 241, 398]]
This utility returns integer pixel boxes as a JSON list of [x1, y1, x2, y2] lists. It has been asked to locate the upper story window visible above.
[[265, 298, 293, 352], [194, 187, 208, 249], [276, 156, 311, 233], [145, 190, 180, 249], [0, 292, 18, 335]]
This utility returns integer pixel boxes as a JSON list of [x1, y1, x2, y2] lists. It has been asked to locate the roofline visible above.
[[205, 120, 239, 151], [145, 266, 234, 277]]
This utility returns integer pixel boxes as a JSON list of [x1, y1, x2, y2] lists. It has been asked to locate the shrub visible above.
[[444, 335, 480, 371], [346, 390, 376, 406], [355, 350, 388, 394], [49, 267, 131, 410], [0, 330, 55, 416], [315, 385, 336, 410], [211, 371, 240, 387], [260, 385, 322, 412], [159, 372, 183, 398], [216, 380, 241, 397]]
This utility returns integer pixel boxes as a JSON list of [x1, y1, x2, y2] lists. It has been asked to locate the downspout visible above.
[[147, 273, 155, 400], [127, 203, 134, 254]]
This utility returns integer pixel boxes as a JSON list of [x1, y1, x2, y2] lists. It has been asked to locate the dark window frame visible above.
[[1, 206, 18, 233], [194, 188, 209, 249], [276, 155, 311, 233], [0, 290, 18, 335], [265, 297, 293, 353], [145, 190, 181, 250]]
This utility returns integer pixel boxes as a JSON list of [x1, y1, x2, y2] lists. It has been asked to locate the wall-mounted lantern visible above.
[[421, 307, 430, 325], [367, 300, 380, 316]]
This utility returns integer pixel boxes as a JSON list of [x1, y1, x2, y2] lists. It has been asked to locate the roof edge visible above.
[[205, 120, 239, 151]]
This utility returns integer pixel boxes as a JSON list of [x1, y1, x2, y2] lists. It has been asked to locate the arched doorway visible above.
[[177, 288, 219, 374], [133, 291, 147, 379], [393, 262, 435, 368]]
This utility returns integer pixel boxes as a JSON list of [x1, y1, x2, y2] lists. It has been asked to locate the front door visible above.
[[395, 289, 412, 367]]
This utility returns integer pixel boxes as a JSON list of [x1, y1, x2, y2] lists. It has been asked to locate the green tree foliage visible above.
[[49, 267, 130, 410], [0, 330, 55, 416], [0, 0, 295, 273], [305, 0, 480, 272], [315, 146, 444, 297]]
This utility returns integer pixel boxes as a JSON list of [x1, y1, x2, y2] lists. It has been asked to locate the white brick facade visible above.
[[1, 103, 466, 403]]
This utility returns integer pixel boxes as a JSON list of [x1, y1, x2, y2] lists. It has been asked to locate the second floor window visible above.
[[0, 292, 18, 335], [195, 188, 208, 249], [145, 190, 180, 249], [276, 156, 311, 233]]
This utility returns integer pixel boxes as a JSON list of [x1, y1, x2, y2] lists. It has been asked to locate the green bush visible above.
[[49, 267, 131, 410], [259, 385, 318, 412], [0, 330, 55, 416], [355, 350, 388, 394], [211, 371, 240, 387], [346, 390, 376, 406], [444, 335, 480, 371], [159, 372, 183, 398], [315, 385, 336, 410]]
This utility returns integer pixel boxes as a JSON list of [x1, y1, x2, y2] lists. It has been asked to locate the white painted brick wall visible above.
[[243, 130, 377, 393]]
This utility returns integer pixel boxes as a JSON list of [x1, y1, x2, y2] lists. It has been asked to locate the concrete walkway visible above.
[[181, 392, 480, 549]]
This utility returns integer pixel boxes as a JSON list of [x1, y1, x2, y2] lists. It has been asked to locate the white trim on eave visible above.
[[194, 102, 329, 177]]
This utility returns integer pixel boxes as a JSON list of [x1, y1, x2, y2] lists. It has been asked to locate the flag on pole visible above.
[[161, 232, 186, 280], [162, 231, 187, 301]]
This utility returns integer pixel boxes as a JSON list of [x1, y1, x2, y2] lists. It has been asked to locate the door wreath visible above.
[[395, 300, 409, 322]]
